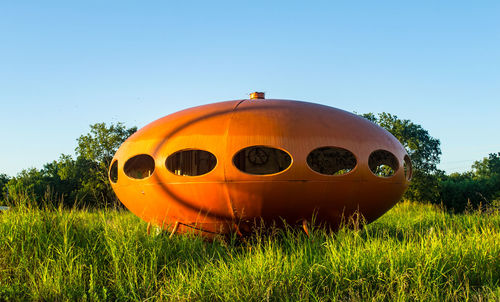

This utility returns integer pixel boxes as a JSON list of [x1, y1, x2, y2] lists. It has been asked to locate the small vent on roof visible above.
[[250, 92, 265, 100]]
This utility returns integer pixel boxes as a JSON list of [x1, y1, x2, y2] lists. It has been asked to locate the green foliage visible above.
[[0, 174, 9, 200], [371, 164, 395, 177], [5, 168, 54, 205], [75, 122, 137, 207], [361, 112, 442, 202], [439, 153, 500, 212], [472, 152, 500, 179], [0, 202, 498, 301], [5, 156, 86, 207], [6, 123, 136, 208], [76, 122, 136, 169], [369, 113, 441, 173], [362, 113, 499, 211]]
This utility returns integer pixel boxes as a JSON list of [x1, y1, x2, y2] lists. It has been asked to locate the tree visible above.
[[472, 153, 500, 203], [438, 153, 500, 212], [5, 156, 83, 207], [0, 173, 10, 201], [6, 122, 136, 208], [75, 122, 137, 207], [5, 167, 52, 205], [472, 152, 500, 179], [361, 112, 442, 202]]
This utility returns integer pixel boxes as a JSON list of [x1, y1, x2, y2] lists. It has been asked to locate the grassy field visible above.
[[0, 202, 498, 301]]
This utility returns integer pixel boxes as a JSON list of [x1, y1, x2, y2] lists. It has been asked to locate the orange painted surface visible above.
[[110, 97, 410, 236]]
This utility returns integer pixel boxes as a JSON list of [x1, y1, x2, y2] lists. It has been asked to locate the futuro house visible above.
[[109, 92, 411, 236]]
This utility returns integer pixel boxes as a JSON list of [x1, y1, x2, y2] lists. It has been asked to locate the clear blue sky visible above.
[[1, 1, 499, 176]]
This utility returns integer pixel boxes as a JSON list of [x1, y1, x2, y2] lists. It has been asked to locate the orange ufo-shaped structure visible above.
[[109, 92, 411, 236]]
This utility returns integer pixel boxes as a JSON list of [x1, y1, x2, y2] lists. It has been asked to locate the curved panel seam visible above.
[[222, 99, 247, 221]]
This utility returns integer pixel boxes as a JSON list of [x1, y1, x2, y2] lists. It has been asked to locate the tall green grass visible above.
[[0, 201, 498, 301]]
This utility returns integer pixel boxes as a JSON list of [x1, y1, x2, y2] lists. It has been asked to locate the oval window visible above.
[[369, 150, 399, 178], [166, 149, 217, 176], [307, 147, 357, 175], [404, 155, 412, 181], [233, 146, 292, 175], [109, 160, 118, 183], [124, 154, 155, 179]]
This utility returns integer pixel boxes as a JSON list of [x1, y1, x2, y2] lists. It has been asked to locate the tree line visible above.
[[1, 123, 136, 209], [0, 116, 498, 212], [363, 113, 499, 212]]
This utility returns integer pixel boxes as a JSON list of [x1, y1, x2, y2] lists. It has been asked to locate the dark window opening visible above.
[[404, 155, 412, 181], [109, 160, 118, 183], [307, 147, 357, 175], [233, 146, 291, 175], [369, 150, 399, 177], [166, 150, 217, 176], [124, 154, 155, 179]]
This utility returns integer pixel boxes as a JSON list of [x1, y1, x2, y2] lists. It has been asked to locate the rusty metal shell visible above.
[[110, 98, 410, 236]]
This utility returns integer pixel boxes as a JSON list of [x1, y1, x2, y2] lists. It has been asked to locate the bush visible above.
[[4, 123, 136, 208], [437, 153, 500, 212]]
